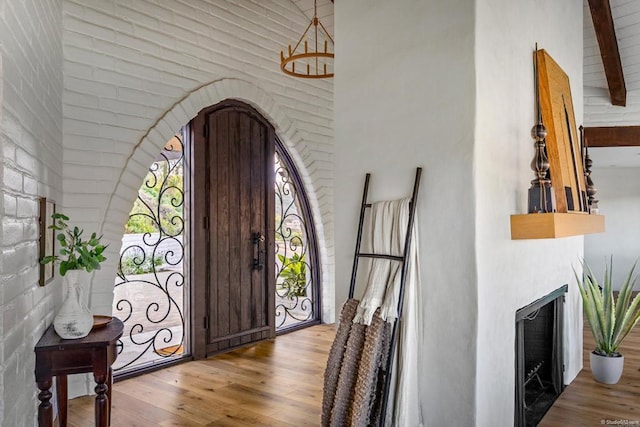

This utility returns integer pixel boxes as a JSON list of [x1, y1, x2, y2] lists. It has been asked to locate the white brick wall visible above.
[[63, 0, 334, 335], [0, 0, 64, 425], [584, 85, 640, 126]]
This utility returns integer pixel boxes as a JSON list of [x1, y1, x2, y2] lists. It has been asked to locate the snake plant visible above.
[[574, 258, 640, 357]]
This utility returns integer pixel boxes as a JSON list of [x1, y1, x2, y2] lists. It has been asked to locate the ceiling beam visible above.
[[587, 0, 626, 107], [583, 126, 640, 147]]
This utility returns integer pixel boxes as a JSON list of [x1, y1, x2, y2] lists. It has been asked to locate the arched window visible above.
[[113, 131, 187, 374], [274, 140, 321, 331]]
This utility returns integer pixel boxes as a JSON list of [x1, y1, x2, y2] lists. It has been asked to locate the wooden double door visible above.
[[192, 100, 275, 358]]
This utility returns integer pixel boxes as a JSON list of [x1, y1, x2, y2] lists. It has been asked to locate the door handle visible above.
[[253, 232, 265, 270]]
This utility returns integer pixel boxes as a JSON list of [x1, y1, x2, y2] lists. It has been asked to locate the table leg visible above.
[[37, 377, 53, 427], [94, 373, 109, 427], [55, 375, 68, 426], [107, 367, 113, 426]]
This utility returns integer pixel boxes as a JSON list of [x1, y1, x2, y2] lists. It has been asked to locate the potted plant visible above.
[[41, 213, 107, 339], [574, 258, 640, 384]]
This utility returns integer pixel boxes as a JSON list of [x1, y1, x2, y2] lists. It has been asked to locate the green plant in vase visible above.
[[40, 212, 108, 339], [41, 213, 107, 276], [574, 257, 640, 384]]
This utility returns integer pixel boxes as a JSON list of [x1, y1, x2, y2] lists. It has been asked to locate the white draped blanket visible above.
[[353, 199, 406, 325], [352, 197, 423, 426], [387, 205, 423, 427]]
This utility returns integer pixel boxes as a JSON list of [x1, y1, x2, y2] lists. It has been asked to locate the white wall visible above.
[[335, 0, 477, 424], [584, 82, 640, 288], [584, 167, 640, 288], [62, 1, 334, 318], [0, 0, 64, 425], [475, 0, 585, 424], [336, 0, 584, 425]]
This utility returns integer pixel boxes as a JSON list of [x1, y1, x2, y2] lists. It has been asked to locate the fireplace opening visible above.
[[515, 285, 567, 427]]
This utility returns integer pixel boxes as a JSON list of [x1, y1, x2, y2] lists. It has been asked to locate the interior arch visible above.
[[93, 78, 332, 323]]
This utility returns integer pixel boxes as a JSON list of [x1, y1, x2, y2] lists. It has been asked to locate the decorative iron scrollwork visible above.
[[274, 149, 319, 331], [113, 133, 186, 372]]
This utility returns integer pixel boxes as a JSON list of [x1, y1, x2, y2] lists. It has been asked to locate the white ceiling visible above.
[[583, 0, 640, 167], [292, 0, 334, 38], [584, 0, 640, 92]]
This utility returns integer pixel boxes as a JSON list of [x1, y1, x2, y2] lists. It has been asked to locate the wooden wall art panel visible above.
[[39, 197, 55, 286], [536, 49, 588, 213]]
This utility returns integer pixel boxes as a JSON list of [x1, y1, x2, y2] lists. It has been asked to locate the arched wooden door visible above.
[[191, 100, 275, 357]]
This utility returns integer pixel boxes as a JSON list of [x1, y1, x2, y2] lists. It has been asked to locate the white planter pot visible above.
[[589, 351, 624, 384], [53, 270, 93, 339]]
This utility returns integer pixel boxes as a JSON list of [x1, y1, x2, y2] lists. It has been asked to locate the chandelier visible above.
[[280, 0, 334, 78]]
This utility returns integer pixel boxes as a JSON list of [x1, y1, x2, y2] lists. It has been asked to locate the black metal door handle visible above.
[[253, 232, 265, 270]]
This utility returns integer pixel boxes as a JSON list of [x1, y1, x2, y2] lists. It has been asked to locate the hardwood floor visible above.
[[540, 317, 640, 426], [67, 320, 640, 426], [67, 324, 335, 426]]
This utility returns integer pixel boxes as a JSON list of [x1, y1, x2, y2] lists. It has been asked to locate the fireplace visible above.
[[514, 285, 567, 427]]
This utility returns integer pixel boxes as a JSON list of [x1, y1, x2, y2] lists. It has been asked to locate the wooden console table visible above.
[[34, 317, 123, 427]]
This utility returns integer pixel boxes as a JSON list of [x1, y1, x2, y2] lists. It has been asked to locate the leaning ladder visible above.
[[347, 167, 422, 426]]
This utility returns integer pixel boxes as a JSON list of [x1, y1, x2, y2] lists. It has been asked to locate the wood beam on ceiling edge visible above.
[[588, 0, 627, 107], [583, 126, 640, 147]]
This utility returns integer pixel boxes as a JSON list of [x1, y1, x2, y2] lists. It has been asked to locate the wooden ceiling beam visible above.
[[583, 126, 640, 147], [587, 0, 627, 107]]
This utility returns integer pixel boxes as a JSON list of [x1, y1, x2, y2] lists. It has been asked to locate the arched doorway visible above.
[[113, 100, 322, 373], [191, 100, 276, 357]]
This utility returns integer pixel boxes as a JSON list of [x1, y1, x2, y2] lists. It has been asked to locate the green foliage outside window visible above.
[[124, 161, 183, 236], [277, 253, 307, 297], [119, 252, 165, 275]]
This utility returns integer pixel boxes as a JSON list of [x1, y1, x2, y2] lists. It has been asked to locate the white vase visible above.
[[589, 351, 624, 384], [53, 270, 94, 339]]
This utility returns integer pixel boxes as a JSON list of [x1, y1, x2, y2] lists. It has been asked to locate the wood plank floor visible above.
[[67, 320, 640, 426], [67, 324, 335, 426], [540, 317, 640, 426]]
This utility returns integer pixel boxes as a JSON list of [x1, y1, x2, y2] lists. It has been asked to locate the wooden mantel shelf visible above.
[[510, 212, 605, 239]]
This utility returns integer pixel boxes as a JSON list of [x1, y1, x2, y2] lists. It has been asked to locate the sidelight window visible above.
[[274, 141, 321, 331], [113, 131, 187, 375]]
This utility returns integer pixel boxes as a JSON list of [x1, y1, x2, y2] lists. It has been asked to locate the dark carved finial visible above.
[[530, 123, 550, 184], [528, 45, 555, 213], [581, 126, 599, 214]]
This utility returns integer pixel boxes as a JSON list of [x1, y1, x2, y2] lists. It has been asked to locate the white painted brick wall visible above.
[[63, 0, 334, 316], [62, 0, 335, 383], [0, 52, 3, 422], [584, 86, 640, 126], [0, 0, 64, 425]]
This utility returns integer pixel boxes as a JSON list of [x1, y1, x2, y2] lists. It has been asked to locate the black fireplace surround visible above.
[[514, 285, 567, 427]]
